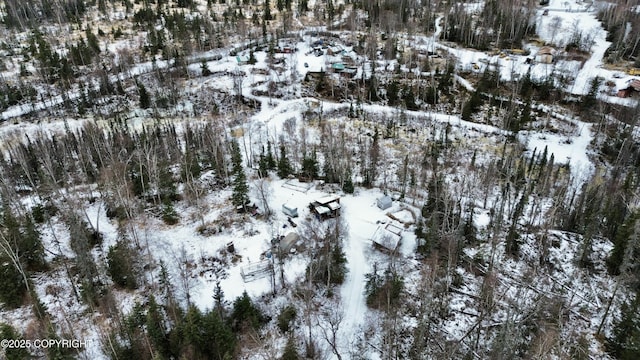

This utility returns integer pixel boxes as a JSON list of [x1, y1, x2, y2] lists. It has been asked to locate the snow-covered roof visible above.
[[371, 222, 403, 250], [327, 202, 341, 211], [315, 194, 340, 205], [537, 46, 556, 56], [314, 206, 331, 215]]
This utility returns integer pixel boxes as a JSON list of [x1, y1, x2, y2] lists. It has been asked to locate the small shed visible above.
[[535, 46, 556, 64], [236, 55, 250, 64], [282, 204, 299, 218], [331, 62, 345, 72], [377, 196, 393, 210]]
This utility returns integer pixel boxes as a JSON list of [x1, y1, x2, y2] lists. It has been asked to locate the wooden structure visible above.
[[240, 260, 273, 282], [371, 222, 403, 251], [535, 46, 556, 64], [617, 79, 640, 98], [309, 195, 341, 220]]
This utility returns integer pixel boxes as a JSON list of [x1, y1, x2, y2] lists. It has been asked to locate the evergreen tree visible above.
[[202, 307, 236, 359], [461, 88, 483, 121], [181, 305, 206, 355], [0, 323, 30, 360], [515, 100, 533, 132], [201, 59, 212, 76], [326, 0, 335, 21], [21, 215, 46, 271], [263, 0, 272, 20], [365, 264, 404, 309], [437, 63, 454, 94], [608, 211, 640, 277], [506, 192, 528, 256], [0, 257, 26, 308], [403, 85, 418, 111], [298, 0, 308, 12], [277, 144, 293, 178], [158, 162, 178, 202], [281, 336, 301, 360], [462, 204, 477, 243], [581, 76, 602, 111], [161, 202, 180, 224], [145, 295, 170, 357], [364, 127, 380, 187], [608, 295, 640, 359], [277, 305, 297, 333], [266, 141, 276, 170], [300, 151, 319, 181], [86, 26, 100, 55], [231, 140, 250, 208], [387, 81, 400, 106], [258, 148, 269, 178], [343, 174, 354, 194], [137, 81, 151, 109], [367, 73, 379, 101], [2, 210, 46, 272], [231, 291, 266, 331], [520, 68, 533, 98], [107, 239, 139, 289]]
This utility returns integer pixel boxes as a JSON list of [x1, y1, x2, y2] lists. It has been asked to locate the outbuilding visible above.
[[617, 79, 640, 98], [309, 195, 341, 220], [279, 232, 300, 252], [282, 204, 299, 218], [535, 46, 556, 64], [377, 196, 393, 210], [371, 222, 403, 251]]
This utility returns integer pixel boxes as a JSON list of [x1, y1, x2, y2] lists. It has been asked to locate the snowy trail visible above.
[[340, 231, 368, 352], [569, 19, 610, 95], [338, 196, 373, 357]]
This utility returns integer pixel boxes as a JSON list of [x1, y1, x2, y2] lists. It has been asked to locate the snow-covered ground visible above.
[[0, 2, 635, 359]]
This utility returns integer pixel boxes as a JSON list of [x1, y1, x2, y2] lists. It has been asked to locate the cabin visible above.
[[617, 79, 640, 98], [309, 195, 341, 220], [535, 46, 556, 64], [282, 204, 299, 218], [377, 196, 393, 210], [371, 222, 403, 251]]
